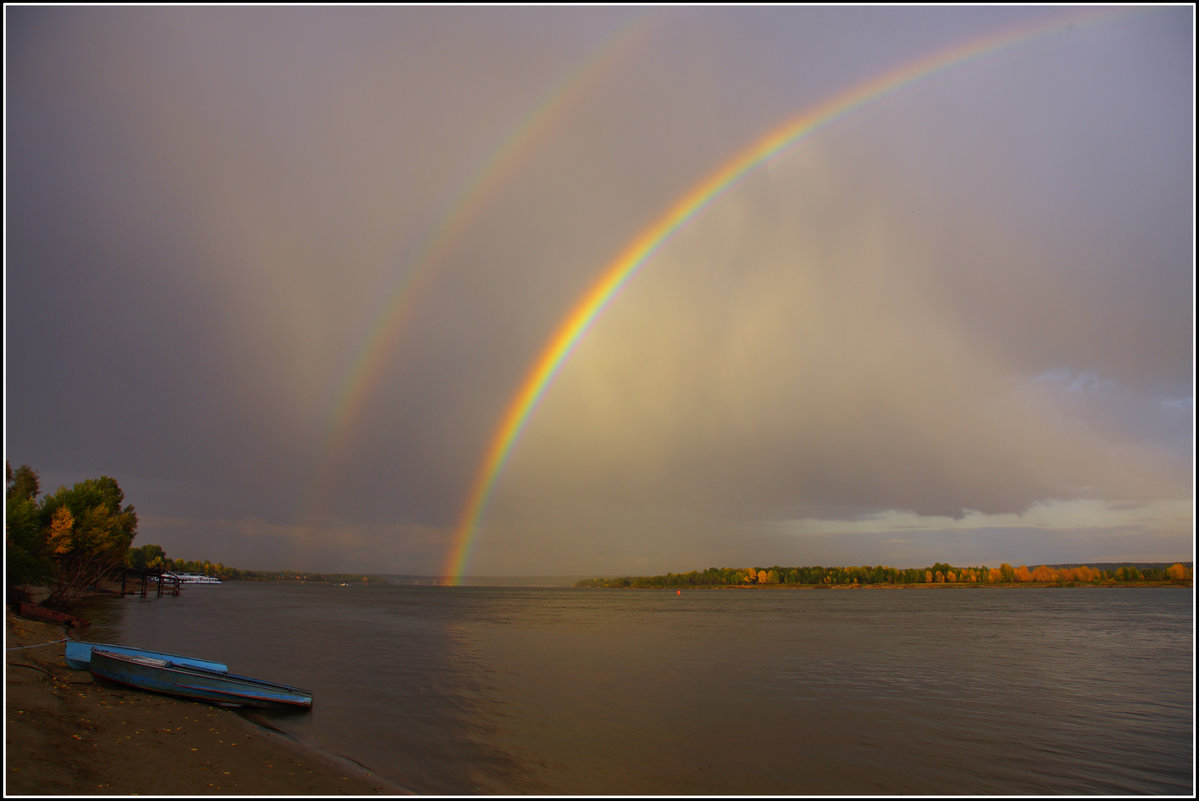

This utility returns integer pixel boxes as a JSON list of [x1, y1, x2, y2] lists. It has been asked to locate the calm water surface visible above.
[[82, 584, 1193, 794]]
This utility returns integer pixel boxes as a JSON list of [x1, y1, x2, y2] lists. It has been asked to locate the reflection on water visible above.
[[83, 585, 1193, 794]]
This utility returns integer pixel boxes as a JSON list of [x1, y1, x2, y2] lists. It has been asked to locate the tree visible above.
[[46, 506, 76, 555], [128, 543, 167, 571], [7, 462, 40, 502], [6, 462, 50, 596], [1032, 565, 1057, 583], [1116, 565, 1142, 582], [40, 476, 138, 609], [1166, 563, 1190, 582]]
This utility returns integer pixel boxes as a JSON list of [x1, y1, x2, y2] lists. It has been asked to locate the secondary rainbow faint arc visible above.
[[303, 14, 655, 521], [443, 7, 1130, 583]]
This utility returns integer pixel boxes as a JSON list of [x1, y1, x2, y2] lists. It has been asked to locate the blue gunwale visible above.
[[65, 640, 229, 672]]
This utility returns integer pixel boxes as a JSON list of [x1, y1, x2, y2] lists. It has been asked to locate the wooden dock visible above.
[[120, 568, 182, 598]]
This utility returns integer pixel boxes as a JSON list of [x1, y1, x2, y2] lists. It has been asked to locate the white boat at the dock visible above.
[[166, 572, 222, 584]]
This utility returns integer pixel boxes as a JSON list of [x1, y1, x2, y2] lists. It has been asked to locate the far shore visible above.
[[579, 580, 1191, 590]]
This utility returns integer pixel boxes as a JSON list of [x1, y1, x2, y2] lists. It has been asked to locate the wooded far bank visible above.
[[574, 562, 1193, 588]]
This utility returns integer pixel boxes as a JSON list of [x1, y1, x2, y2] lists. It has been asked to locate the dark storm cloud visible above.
[[5, 5, 1192, 575]]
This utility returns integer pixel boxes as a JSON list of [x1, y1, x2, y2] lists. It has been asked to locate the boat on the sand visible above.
[[88, 648, 314, 709], [17, 600, 90, 628], [64, 640, 229, 672]]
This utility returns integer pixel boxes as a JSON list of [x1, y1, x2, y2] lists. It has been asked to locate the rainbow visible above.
[[303, 14, 656, 521], [443, 6, 1134, 583]]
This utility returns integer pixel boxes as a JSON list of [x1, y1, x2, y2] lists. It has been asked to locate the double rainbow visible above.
[[304, 14, 656, 523], [443, 6, 1132, 583]]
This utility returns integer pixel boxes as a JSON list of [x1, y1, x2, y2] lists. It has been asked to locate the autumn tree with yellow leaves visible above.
[[5, 464, 138, 610], [1166, 563, 1191, 582]]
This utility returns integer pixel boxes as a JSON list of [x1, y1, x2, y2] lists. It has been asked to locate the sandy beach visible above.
[[5, 606, 407, 796]]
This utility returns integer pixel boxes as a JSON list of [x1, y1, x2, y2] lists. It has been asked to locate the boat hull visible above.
[[17, 601, 89, 628], [65, 640, 229, 672], [89, 649, 313, 709]]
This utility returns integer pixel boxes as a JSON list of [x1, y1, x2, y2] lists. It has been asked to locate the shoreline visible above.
[[4, 606, 409, 795], [577, 580, 1192, 590]]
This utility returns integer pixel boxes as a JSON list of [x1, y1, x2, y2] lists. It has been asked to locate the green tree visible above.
[[1117, 565, 1143, 582], [6, 462, 51, 596], [128, 543, 167, 571], [7, 462, 41, 502], [40, 476, 138, 609]]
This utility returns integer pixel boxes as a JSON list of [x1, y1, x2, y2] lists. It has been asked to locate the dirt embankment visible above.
[[5, 607, 406, 795]]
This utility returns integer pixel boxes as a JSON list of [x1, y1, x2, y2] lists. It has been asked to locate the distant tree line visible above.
[[232, 570, 383, 584], [126, 543, 233, 579], [575, 561, 1193, 588], [128, 542, 382, 584], [128, 546, 381, 585]]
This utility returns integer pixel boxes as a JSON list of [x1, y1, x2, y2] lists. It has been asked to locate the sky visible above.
[[4, 4, 1194, 578]]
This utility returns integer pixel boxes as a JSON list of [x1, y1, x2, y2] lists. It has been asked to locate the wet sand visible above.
[[5, 607, 407, 795]]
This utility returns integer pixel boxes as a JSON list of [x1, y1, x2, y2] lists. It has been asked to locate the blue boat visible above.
[[89, 649, 314, 709], [64, 640, 229, 673]]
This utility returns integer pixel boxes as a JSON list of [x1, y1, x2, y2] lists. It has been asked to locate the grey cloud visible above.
[[6, 6, 1191, 575]]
